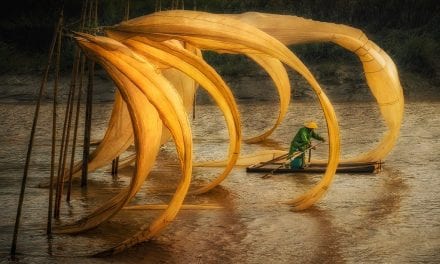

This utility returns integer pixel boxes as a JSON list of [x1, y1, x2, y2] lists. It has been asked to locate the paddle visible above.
[[254, 152, 289, 168], [261, 142, 322, 179]]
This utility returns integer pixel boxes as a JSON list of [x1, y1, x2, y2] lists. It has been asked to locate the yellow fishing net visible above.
[[63, 10, 402, 255]]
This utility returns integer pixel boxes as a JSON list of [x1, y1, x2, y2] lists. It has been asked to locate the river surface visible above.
[[0, 98, 439, 263]]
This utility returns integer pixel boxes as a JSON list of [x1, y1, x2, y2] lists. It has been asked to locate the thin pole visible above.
[[81, 60, 94, 187], [124, 0, 130, 21], [192, 90, 196, 120], [66, 54, 86, 201], [10, 8, 64, 257], [87, 0, 93, 28], [94, 0, 98, 28], [111, 156, 119, 178], [47, 11, 64, 230], [308, 148, 312, 163], [109, 0, 129, 179], [81, 0, 97, 187], [66, 0, 88, 201], [54, 47, 81, 218], [54, 54, 74, 218]]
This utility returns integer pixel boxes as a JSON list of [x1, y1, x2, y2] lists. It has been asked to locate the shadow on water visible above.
[[364, 167, 408, 221], [300, 207, 344, 263], [253, 138, 286, 149], [106, 185, 248, 264]]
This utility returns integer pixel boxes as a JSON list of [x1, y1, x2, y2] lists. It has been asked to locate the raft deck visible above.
[[246, 161, 382, 174]]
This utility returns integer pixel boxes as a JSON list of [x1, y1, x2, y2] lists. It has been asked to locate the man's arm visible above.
[[311, 131, 325, 142]]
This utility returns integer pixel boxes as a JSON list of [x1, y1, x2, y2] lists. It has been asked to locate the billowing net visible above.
[[60, 10, 402, 255]]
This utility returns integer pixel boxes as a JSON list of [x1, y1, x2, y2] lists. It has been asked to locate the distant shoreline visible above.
[[0, 64, 438, 104]]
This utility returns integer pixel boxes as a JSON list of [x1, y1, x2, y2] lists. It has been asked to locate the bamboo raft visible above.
[[247, 161, 382, 174]]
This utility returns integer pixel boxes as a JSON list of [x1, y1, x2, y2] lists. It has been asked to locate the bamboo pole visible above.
[[81, 60, 94, 187], [111, 156, 120, 178], [124, 0, 130, 21], [192, 90, 196, 120], [54, 47, 81, 218], [108, 0, 130, 177], [54, 52, 75, 217], [80, 0, 97, 187], [66, 0, 88, 201], [66, 54, 86, 201], [87, 0, 93, 28], [10, 8, 64, 258], [94, 0, 98, 28], [48, 10, 64, 225]]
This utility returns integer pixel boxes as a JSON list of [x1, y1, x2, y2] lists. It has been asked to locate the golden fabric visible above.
[[63, 10, 402, 255]]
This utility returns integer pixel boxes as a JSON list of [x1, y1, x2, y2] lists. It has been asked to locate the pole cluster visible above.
[[10, 0, 108, 257]]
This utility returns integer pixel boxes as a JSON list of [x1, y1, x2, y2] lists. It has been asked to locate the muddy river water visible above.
[[0, 98, 439, 263]]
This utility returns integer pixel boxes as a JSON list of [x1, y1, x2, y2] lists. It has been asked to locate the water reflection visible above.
[[302, 208, 344, 263], [365, 168, 407, 220]]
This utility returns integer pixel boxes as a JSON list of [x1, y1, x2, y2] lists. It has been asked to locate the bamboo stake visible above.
[[54, 50, 75, 217], [109, 0, 129, 177], [87, 0, 93, 28], [81, 60, 94, 187], [124, 0, 130, 21], [192, 90, 196, 120], [81, 0, 97, 187], [10, 8, 64, 258], [66, 0, 88, 201], [94, 0, 98, 28], [54, 47, 81, 218], [111, 156, 119, 178], [66, 54, 86, 201], [48, 11, 63, 223]]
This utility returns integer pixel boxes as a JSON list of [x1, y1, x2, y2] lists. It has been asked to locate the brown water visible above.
[[0, 99, 439, 263]]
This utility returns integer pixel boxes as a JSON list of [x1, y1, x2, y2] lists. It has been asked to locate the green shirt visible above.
[[288, 127, 324, 155]]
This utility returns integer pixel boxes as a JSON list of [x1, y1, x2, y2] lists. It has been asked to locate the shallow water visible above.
[[0, 99, 439, 263]]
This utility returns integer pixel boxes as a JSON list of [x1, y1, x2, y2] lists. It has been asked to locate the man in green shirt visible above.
[[288, 121, 325, 169]]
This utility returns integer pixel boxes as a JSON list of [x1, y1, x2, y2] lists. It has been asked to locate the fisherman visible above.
[[287, 121, 325, 169]]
